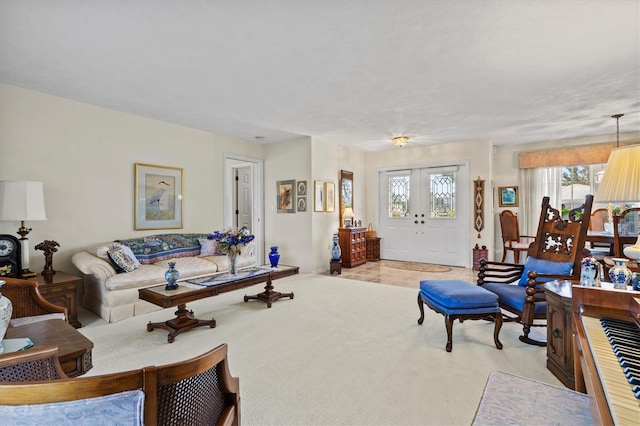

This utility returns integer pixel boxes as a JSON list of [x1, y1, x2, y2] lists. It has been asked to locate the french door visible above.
[[378, 163, 469, 267]]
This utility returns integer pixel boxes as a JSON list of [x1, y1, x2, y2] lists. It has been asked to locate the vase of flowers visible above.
[[208, 227, 255, 275]]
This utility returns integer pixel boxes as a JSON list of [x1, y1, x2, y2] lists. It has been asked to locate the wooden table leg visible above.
[[244, 275, 294, 308], [146, 303, 216, 343]]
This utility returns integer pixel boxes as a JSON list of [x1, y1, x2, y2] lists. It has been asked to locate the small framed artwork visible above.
[[297, 197, 307, 212], [135, 163, 183, 230], [297, 180, 307, 196], [324, 182, 335, 212], [277, 180, 296, 213], [498, 186, 519, 208], [314, 180, 324, 212]]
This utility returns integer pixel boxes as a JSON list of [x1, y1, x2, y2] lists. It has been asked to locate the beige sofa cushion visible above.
[[152, 257, 220, 276]]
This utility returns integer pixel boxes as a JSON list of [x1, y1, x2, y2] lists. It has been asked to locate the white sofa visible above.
[[71, 233, 257, 323]]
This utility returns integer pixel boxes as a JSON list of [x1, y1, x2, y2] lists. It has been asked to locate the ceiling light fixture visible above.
[[392, 135, 409, 147]]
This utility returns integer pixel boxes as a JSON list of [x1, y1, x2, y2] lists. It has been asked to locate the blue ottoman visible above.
[[418, 280, 503, 352]]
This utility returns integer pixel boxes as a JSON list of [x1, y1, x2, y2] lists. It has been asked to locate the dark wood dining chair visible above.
[[613, 207, 640, 257], [586, 208, 613, 257], [499, 210, 535, 263]]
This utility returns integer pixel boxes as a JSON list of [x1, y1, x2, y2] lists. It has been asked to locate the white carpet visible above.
[[79, 274, 560, 425]]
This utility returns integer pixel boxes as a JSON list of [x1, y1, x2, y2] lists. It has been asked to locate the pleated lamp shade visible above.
[[595, 145, 640, 203]]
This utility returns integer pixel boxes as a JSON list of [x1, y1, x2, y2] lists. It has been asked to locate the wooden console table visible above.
[[35, 271, 82, 328], [139, 265, 299, 343], [5, 319, 93, 377]]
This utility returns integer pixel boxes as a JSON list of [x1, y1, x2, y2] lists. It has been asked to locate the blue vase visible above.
[[331, 234, 341, 261], [269, 246, 280, 268], [608, 257, 631, 289], [165, 262, 179, 290], [631, 272, 640, 291]]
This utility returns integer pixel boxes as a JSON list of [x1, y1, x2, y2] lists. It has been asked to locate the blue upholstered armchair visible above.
[[478, 195, 593, 346]]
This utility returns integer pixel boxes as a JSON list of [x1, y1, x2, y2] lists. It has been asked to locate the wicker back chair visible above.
[[0, 345, 68, 382], [145, 343, 240, 426], [0, 277, 67, 325], [0, 343, 240, 426]]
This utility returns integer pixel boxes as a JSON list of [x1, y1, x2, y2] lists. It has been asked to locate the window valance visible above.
[[518, 142, 636, 169]]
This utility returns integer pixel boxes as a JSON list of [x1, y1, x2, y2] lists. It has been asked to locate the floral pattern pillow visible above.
[[107, 246, 139, 273]]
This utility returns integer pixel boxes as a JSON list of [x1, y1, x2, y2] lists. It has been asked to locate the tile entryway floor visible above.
[[333, 260, 477, 289]]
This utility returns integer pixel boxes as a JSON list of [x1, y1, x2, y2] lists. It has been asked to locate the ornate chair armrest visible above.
[[523, 272, 576, 304], [477, 259, 524, 285]]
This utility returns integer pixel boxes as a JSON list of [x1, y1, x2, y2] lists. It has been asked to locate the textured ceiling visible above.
[[1, 0, 639, 152]]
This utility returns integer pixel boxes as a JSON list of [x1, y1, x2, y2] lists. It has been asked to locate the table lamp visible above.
[[0, 181, 47, 277], [343, 207, 354, 227], [595, 144, 640, 262]]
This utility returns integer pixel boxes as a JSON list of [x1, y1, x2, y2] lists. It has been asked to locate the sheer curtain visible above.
[[519, 167, 562, 235]]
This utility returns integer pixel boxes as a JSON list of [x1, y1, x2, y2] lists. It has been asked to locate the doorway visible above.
[[378, 162, 469, 267], [224, 155, 264, 264]]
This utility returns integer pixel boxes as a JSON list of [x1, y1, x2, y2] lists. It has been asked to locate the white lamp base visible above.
[[623, 234, 640, 263]]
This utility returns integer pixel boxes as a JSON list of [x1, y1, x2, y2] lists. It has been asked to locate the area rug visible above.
[[79, 274, 554, 425], [384, 260, 452, 273]]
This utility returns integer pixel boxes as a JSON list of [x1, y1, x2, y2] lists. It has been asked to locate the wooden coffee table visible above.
[[139, 265, 299, 343], [5, 319, 93, 377]]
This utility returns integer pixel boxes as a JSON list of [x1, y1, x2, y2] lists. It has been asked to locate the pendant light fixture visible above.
[[595, 113, 624, 184]]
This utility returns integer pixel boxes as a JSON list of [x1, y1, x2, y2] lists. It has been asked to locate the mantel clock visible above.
[[0, 234, 22, 278]]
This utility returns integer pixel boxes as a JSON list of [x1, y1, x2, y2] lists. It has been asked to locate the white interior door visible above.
[[224, 155, 263, 264], [379, 163, 469, 267], [235, 166, 253, 230]]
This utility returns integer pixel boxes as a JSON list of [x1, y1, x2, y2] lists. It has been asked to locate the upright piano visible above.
[[572, 285, 640, 425]]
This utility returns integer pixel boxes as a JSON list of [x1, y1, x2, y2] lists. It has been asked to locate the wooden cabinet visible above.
[[543, 280, 575, 389], [338, 227, 367, 268], [35, 271, 83, 328], [366, 237, 381, 261]]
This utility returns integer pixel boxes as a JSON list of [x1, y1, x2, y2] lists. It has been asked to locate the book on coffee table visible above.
[[1, 337, 34, 353]]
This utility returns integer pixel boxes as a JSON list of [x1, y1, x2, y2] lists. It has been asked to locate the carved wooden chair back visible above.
[[0, 345, 68, 382], [613, 207, 640, 257], [0, 277, 67, 321], [527, 195, 594, 277]]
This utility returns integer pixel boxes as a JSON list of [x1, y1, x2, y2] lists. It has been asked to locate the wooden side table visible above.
[[35, 271, 83, 328], [366, 237, 381, 261], [5, 319, 93, 377], [330, 260, 342, 275], [543, 280, 575, 389]]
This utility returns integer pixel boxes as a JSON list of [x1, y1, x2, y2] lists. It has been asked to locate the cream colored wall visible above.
[[263, 137, 313, 272], [0, 84, 264, 275], [364, 140, 493, 264], [262, 137, 365, 273], [311, 138, 366, 273]]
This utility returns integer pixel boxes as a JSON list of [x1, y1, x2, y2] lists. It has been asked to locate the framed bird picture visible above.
[[135, 163, 183, 230]]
